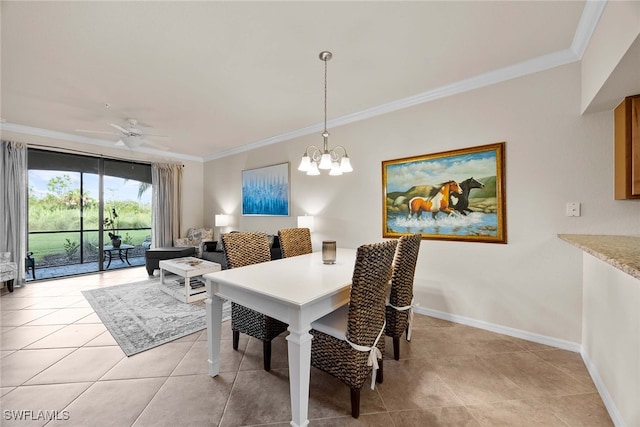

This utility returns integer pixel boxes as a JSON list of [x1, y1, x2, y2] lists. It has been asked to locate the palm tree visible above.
[[137, 182, 151, 200], [123, 179, 151, 200]]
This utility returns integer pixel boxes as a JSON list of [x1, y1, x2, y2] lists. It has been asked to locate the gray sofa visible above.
[[201, 234, 282, 269]]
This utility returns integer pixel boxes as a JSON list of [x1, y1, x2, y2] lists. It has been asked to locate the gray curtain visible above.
[[151, 162, 182, 248], [1, 141, 28, 284]]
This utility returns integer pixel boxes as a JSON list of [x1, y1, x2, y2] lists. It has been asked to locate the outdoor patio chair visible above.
[[25, 251, 36, 279]]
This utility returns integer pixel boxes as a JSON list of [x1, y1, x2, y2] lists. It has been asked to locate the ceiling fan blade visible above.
[[109, 123, 129, 134], [76, 129, 114, 135]]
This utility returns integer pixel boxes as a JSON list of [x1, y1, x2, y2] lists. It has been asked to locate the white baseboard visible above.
[[415, 306, 582, 352], [414, 306, 624, 426], [580, 348, 625, 427]]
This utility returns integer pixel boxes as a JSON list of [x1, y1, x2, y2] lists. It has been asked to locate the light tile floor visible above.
[[0, 267, 613, 426]]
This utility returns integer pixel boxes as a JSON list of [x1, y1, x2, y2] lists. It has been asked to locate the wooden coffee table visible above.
[[159, 257, 221, 303]]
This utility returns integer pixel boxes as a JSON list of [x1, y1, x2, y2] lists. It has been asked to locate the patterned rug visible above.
[[82, 278, 230, 356]]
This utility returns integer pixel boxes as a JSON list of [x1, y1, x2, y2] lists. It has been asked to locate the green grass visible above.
[[29, 229, 151, 263], [28, 195, 152, 263]]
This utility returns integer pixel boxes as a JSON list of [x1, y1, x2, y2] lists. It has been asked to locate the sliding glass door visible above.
[[27, 150, 151, 279]]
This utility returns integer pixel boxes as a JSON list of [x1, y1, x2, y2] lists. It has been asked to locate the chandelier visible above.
[[298, 51, 353, 176]]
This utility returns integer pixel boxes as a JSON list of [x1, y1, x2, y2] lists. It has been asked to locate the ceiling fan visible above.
[[76, 118, 167, 149]]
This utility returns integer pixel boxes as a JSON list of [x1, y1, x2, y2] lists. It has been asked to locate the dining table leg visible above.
[[286, 320, 313, 427], [205, 280, 223, 376]]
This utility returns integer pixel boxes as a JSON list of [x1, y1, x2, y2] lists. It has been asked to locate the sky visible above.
[[28, 170, 152, 204], [385, 150, 497, 193]]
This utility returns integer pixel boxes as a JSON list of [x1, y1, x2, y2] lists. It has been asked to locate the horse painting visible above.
[[450, 177, 484, 216], [407, 180, 462, 220]]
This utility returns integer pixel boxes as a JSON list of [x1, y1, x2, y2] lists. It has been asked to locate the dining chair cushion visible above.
[[311, 240, 397, 395], [310, 304, 349, 341]]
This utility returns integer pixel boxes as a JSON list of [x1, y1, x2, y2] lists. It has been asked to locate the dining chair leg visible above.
[[350, 388, 360, 418], [263, 341, 271, 371], [393, 336, 400, 360], [376, 359, 384, 383], [232, 330, 240, 350]]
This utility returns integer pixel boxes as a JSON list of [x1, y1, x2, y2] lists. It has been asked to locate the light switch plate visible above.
[[566, 202, 581, 217]]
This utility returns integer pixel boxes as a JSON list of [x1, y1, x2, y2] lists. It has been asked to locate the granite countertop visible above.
[[558, 234, 640, 280]]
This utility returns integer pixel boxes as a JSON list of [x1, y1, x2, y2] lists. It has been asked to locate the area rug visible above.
[[82, 278, 230, 356]]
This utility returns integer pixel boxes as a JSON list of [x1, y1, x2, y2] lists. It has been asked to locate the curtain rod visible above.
[[26, 143, 184, 167]]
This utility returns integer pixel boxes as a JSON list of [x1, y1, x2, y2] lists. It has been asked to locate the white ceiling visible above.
[[1, 1, 596, 161]]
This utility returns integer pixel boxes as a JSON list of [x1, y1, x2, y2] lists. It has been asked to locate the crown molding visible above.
[[205, 48, 580, 161], [203, 123, 325, 161], [0, 123, 203, 163], [571, 0, 608, 59]]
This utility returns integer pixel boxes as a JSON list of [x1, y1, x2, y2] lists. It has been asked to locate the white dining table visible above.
[[203, 248, 356, 427]]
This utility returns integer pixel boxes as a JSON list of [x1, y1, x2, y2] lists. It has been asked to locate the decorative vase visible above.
[[322, 241, 336, 264], [111, 237, 122, 248]]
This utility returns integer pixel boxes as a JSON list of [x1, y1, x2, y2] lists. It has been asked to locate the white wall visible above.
[[204, 62, 640, 344], [582, 253, 640, 427]]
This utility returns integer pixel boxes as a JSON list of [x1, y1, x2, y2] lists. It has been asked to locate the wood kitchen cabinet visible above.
[[614, 94, 640, 199]]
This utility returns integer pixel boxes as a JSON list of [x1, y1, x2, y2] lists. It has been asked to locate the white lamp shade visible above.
[[318, 152, 332, 169], [329, 161, 342, 176], [215, 214, 230, 227], [340, 156, 353, 173], [298, 155, 311, 172], [307, 162, 320, 175], [297, 215, 315, 232]]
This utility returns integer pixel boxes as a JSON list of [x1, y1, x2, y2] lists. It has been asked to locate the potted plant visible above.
[[104, 207, 121, 248]]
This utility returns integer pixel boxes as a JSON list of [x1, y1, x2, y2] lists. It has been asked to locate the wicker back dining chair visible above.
[[385, 233, 421, 360], [310, 240, 397, 418], [277, 227, 312, 258], [221, 231, 289, 371]]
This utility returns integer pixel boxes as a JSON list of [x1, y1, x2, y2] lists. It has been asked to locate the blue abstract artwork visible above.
[[242, 163, 290, 216]]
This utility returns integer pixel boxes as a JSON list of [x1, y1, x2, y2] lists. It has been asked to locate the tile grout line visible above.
[[218, 334, 247, 427], [127, 340, 199, 426]]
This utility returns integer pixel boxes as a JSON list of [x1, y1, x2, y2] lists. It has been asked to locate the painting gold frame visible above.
[[382, 142, 506, 243]]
